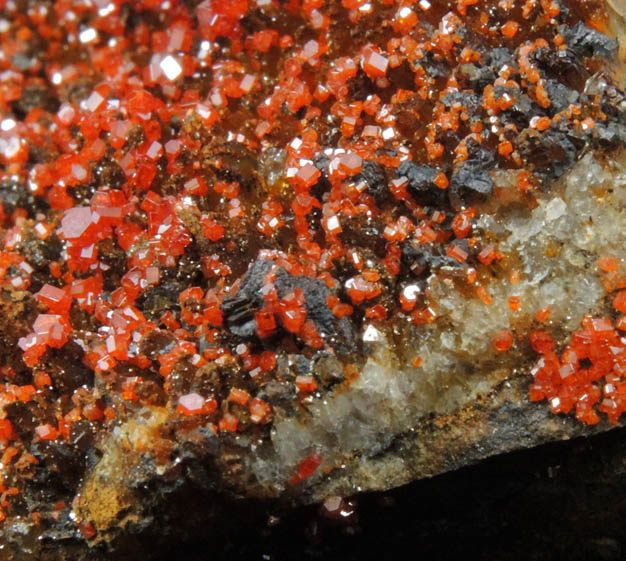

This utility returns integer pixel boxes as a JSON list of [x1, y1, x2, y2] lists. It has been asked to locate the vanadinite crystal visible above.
[[0, 0, 625, 556]]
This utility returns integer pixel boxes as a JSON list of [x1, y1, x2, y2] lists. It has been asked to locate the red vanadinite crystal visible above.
[[451, 211, 473, 239], [278, 290, 307, 333], [446, 244, 469, 264], [35, 284, 71, 315], [362, 46, 389, 78], [228, 388, 251, 406], [478, 245, 497, 266], [249, 397, 272, 424], [219, 413, 239, 433], [527, 313, 626, 424], [289, 453, 323, 485], [493, 330, 514, 352], [34, 424, 59, 441], [529, 330, 555, 354], [177, 393, 207, 416], [613, 290, 626, 313], [259, 351, 277, 372], [501, 20, 520, 38], [295, 375, 317, 394], [0, 420, 16, 441]]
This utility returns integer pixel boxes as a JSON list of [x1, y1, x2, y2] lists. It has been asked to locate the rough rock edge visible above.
[[306, 373, 620, 502]]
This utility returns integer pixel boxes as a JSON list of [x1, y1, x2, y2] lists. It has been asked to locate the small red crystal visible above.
[[34, 424, 59, 441], [493, 330, 513, 352], [177, 393, 207, 416]]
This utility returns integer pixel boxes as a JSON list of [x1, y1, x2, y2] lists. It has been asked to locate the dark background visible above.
[[161, 426, 626, 561]]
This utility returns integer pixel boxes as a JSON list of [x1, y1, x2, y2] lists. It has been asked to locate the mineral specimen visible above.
[[0, 0, 625, 558]]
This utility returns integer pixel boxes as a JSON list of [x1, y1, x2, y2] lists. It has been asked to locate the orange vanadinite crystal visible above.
[[598, 255, 620, 273], [531, 116, 552, 131], [529, 330, 555, 354], [296, 375, 317, 394], [249, 398, 272, 424], [451, 211, 473, 239], [362, 46, 389, 79], [501, 20, 520, 38], [446, 244, 469, 263], [219, 413, 239, 433], [478, 245, 497, 266], [434, 172, 449, 190], [613, 290, 626, 313], [508, 296, 521, 312], [228, 388, 251, 406], [0, 420, 16, 441], [493, 330, 514, 351], [498, 141, 514, 157], [534, 307, 552, 323]]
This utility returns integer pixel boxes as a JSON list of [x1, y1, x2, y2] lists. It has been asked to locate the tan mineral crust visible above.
[[1, 0, 626, 559]]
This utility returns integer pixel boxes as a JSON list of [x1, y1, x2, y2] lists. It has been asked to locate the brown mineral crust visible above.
[[77, 408, 170, 537]]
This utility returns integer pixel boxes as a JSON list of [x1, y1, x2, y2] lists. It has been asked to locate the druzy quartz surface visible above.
[[0, 0, 625, 556]]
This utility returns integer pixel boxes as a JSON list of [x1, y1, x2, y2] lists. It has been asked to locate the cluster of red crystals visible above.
[[278, 289, 307, 333], [17, 314, 71, 366], [0, 0, 619, 529], [528, 260, 626, 425], [529, 315, 626, 425]]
